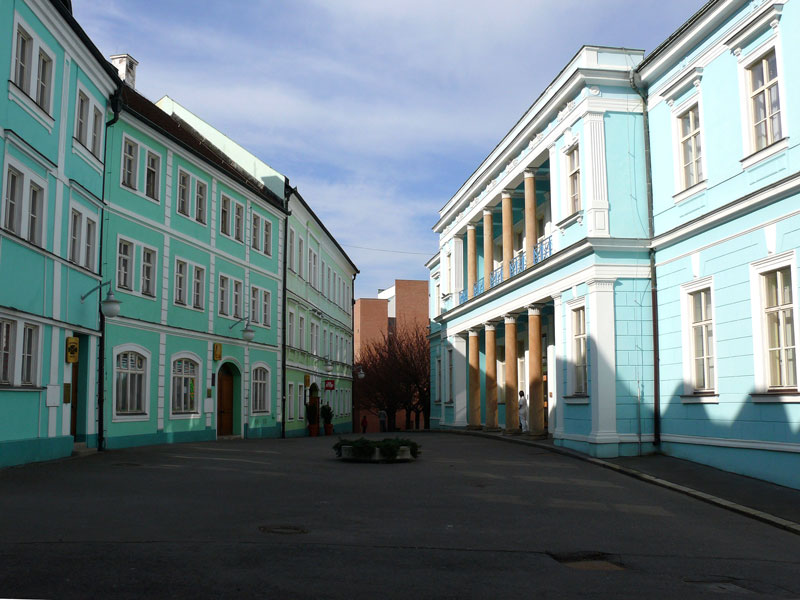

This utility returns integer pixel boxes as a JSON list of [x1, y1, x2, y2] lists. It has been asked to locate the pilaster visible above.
[[503, 314, 519, 433], [587, 279, 618, 451], [584, 112, 610, 238]]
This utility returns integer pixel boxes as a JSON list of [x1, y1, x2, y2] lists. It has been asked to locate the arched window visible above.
[[252, 366, 270, 413], [116, 351, 145, 414], [172, 358, 199, 413]]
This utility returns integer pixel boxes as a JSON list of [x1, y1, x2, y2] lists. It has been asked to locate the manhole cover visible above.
[[258, 525, 308, 535], [548, 551, 624, 571]]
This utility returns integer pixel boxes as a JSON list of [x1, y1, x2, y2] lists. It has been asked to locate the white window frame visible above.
[[174, 259, 188, 306], [193, 265, 205, 310], [145, 151, 160, 202], [73, 82, 105, 165], [298, 237, 304, 279], [564, 142, 581, 216], [195, 179, 207, 224], [121, 137, 138, 190], [177, 169, 190, 216], [735, 34, 789, 169], [288, 383, 295, 420], [234, 202, 244, 243], [251, 212, 261, 251], [220, 195, 231, 236], [288, 228, 295, 271], [250, 286, 260, 324], [251, 363, 271, 414], [20, 322, 39, 386], [9, 13, 56, 129], [219, 275, 230, 316], [749, 251, 800, 400], [116, 238, 133, 291], [680, 276, 718, 401], [141, 246, 157, 297], [671, 95, 708, 201], [298, 315, 305, 351], [288, 310, 295, 347], [263, 219, 272, 256], [262, 290, 272, 327], [565, 297, 589, 401], [3, 158, 48, 248], [170, 352, 203, 418], [0, 319, 15, 386], [112, 344, 151, 422], [233, 279, 243, 318]]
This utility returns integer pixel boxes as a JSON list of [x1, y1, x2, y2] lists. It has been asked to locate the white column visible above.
[[452, 334, 468, 426], [549, 294, 562, 436], [587, 279, 618, 452], [583, 112, 610, 238]]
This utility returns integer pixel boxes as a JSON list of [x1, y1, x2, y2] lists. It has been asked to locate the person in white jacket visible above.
[[518, 390, 529, 433]]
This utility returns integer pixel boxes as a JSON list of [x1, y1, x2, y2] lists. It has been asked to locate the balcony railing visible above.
[[490, 267, 503, 288], [473, 279, 484, 297], [532, 236, 553, 265], [510, 253, 525, 277], [458, 289, 467, 305]]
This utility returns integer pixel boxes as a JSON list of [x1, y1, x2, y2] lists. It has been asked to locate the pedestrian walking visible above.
[[378, 409, 387, 432], [361, 414, 368, 434], [518, 390, 529, 433]]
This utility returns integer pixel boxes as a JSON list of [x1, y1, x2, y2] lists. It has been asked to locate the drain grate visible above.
[[258, 525, 308, 535], [548, 551, 624, 571]]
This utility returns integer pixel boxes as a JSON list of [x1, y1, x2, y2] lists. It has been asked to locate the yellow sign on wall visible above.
[[65, 337, 79, 363], [213, 343, 222, 361], [304, 374, 311, 387]]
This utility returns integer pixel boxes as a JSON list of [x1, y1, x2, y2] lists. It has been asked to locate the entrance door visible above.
[[218, 365, 234, 436], [70, 362, 79, 436]]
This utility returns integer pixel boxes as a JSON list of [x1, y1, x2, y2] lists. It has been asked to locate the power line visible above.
[[342, 243, 432, 256]]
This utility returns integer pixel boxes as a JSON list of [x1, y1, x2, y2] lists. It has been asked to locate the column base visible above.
[[483, 426, 502, 432], [503, 428, 522, 435]]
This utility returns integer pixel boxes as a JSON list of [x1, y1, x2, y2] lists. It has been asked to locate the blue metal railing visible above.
[[458, 289, 467, 305], [490, 267, 503, 288], [532, 236, 553, 265], [510, 253, 525, 277], [473, 279, 484, 297]]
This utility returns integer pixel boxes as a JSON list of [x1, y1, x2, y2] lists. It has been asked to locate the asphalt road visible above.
[[2, 433, 799, 599]]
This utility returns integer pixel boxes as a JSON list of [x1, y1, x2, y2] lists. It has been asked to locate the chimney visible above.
[[110, 54, 138, 88]]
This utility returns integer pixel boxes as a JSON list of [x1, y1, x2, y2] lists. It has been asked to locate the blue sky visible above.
[[73, 0, 703, 298]]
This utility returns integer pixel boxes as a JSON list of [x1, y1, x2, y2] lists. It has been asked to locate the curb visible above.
[[442, 428, 800, 537]]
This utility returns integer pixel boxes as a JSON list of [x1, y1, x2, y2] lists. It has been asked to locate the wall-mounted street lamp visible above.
[[230, 316, 255, 342], [80, 281, 122, 318], [355, 365, 365, 380], [325, 358, 334, 374]]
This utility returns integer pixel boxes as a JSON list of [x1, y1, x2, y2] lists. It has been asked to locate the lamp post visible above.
[[81, 280, 123, 452], [229, 316, 255, 342]]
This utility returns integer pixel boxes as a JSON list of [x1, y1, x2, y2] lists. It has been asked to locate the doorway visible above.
[[217, 362, 240, 436]]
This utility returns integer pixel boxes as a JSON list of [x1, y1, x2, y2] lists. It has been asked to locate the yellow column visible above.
[[468, 329, 481, 429], [483, 209, 493, 289], [524, 170, 537, 268], [528, 305, 544, 434], [484, 323, 499, 430], [467, 224, 477, 299], [504, 314, 519, 432], [502, 191, 513, 281]]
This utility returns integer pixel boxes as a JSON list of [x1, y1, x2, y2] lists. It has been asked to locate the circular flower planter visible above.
[[333, 438, 420, 463]]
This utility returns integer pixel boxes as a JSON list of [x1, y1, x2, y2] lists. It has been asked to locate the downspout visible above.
[[281, 186, 291, 439], [351, 273, 356, 431], [97, 84, 122, 451], [629, 69, 660, 447]]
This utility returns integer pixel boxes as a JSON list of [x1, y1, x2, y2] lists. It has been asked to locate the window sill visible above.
[[8, 80, 54, 133], [72, 138, 103, 174], [740, 137, 789, 170], [673, 179, 707, 204], [563, 394, 589, 404], [170, 412, 202, 420], [0, 385, 45, 392], [113, 413, 149, 422], [680, 393, 718, 404], [751, 391, 800, 403], [556, 211, 583, 233]]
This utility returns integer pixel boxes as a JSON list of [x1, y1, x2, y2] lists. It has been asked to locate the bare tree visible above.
[[354, 324, 430, 431]]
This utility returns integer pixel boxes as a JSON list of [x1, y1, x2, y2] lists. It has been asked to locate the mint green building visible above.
[[1, 0, 118, 466], [156, 98, 358, 437]]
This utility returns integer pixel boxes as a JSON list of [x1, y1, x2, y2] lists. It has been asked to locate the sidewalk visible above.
[[447, 428, 800, 535]]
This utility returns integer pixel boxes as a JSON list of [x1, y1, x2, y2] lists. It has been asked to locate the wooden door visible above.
[[218, 367, 234, 436], [70, 362, 79, 436]]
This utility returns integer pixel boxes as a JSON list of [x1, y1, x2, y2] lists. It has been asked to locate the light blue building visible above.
[[1, 0, 119, 466], [429, 0, 800, 489]]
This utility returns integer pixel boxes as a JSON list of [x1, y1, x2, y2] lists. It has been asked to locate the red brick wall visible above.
[[394, 280, 429, 334], [354, 298, 388, 358]]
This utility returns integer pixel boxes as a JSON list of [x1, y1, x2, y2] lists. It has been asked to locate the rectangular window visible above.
[[251, 287, 259, 323], [679, 105, 702, 189], [448, 348, 453, 403], [36, 50, 52, 113], [573, 307, 587, 394], [4, 167, 21, 234], [262, 291, 271, 327], [69, 210, 81, 263], [142, 248, 156, 297], [122, 139, 137, 188], [220, 196, 230, 235], [172, 358, 198, 413], [288, 312, 295, 347], [145, 152, 159, 201], [263, 220, 272, 256], [76, 92, 89, 146], [288, 230, 295, 270], [234, 203, 244, 242], [175, 260, 187, 305], [0, 320, 14, 384], [193, 266, 204, 309], [689, 288, 714, 391], [195, 181, 207, 223], [21, 323, 37, 385], [252, 214, 261, 250], [252, 367, 269, 413], [14, 26, 32, 92], [117, 240, 132, 289], [91, 107, 103, 157], [84, 218, 96, 270], [299, 316, 305, 351], [298, 239, 304, 278], [749, 50, 782, 152], [764, 267, 796, 389], [177, 171, 190, 216], [116, 351, 145, 414], [299, 385, 305, 418], [567, 145, 580, 214], [436, 357, 442, 403], [233, 280, 242, 318], [288, 383, 294, 420], [219, 276, 229, 315], [27, 183, 42, 246]]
